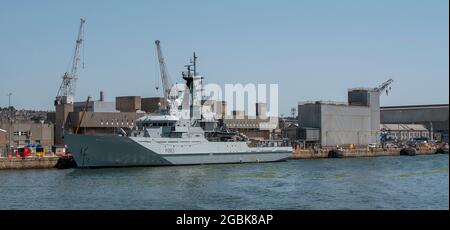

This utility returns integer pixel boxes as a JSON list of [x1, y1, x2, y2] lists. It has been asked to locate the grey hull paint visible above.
[[65, 134, 173, 168], [164, 153, 290, 165], [64, 134, 292, 168]]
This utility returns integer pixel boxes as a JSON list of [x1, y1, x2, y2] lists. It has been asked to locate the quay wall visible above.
[[290, 149, 435, 159], [0, 156, 59, 169], [0, 150, 439, 169]]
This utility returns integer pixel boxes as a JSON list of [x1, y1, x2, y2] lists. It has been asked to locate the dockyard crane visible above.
[[155, 40, 173, 105], [375, 78, 394, 96], [55, 17, 86, 105]]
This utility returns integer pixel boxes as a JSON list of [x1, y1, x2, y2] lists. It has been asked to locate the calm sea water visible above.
[[0, 154, 448, 210]]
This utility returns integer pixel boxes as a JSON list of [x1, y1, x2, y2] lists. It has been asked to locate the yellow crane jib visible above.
[[75, 96, 91, 134]]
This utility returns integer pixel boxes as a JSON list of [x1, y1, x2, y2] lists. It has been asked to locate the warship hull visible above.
[[64, 134, 292, 168]]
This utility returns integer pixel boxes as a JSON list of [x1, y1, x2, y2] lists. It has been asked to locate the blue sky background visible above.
[[0, 0, 448, 115]]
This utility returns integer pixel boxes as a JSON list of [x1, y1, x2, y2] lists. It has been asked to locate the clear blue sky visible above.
[[0, 0, 448, 115]]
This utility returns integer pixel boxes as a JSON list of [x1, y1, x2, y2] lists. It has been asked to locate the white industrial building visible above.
[[298, 80, 393, 147], [298, 101, 374, 146]]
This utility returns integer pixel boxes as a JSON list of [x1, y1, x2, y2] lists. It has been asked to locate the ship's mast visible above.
[[184, 64, 194, 120], [192, 52, 204, 119], [193, 52, 197, 76], [182, 52, 205, 122]]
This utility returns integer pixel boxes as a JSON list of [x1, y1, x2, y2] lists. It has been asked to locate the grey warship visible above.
[[65, 119, 292, 167], [64, 41, 292, 168]]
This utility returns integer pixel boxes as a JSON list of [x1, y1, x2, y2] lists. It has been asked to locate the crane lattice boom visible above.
[[155, 40, 173, 102], [375, 78, 394, 95], [56, 17, 85, 104]]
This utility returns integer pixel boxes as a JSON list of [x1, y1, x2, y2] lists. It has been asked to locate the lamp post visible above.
[[430, 122, 434, 141], [40, 119, 44, 146], [0, 128, 6, 157], [7, 93, 12, 155]]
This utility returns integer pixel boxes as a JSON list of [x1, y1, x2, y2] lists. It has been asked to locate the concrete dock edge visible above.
[[0, 156, 59, 170]]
